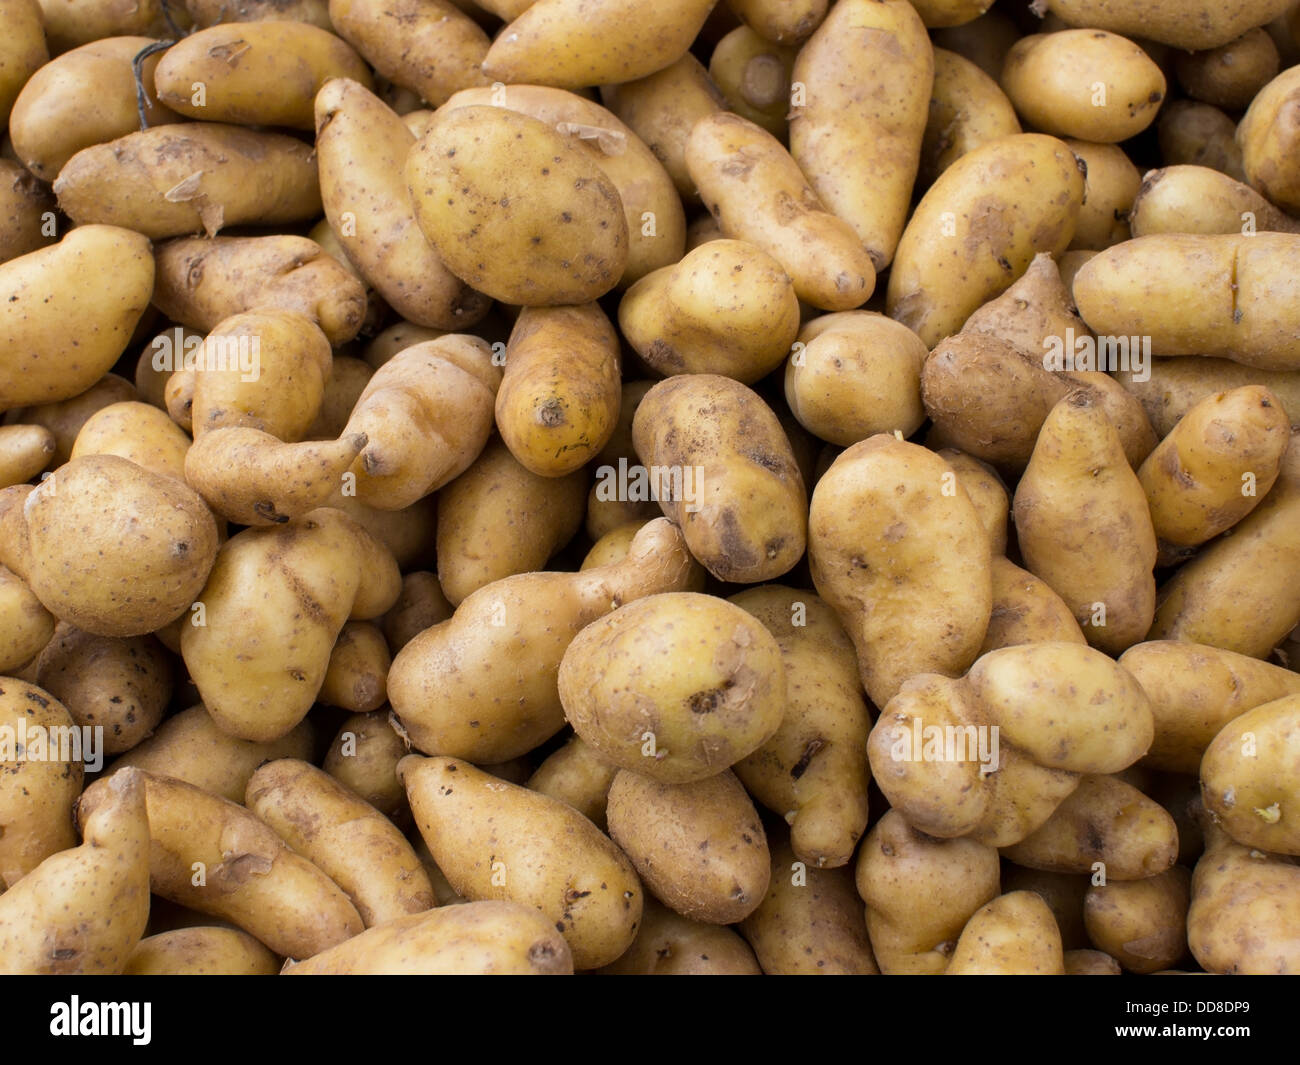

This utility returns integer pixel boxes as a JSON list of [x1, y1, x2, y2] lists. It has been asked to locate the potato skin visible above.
[[1238, 66, 1300, 214], [0, 564, 55, 671], [405, 105, 627, 306], [1176, 28, 1280, 111], [921, 47, 1020, 186], [400, 756, 641, 970], [1044, 0, 1294, 51], [1085, 866, 1191, 973], [0, 0, 46, 129], [0, 160, 54, 266], [606, 769, 769, 924], [980, 557, 1086, 654], [286, 901, 574, 975], [1130, 164, 1300, 238], [124, 927, 279, 976], [707, 26, 795, 140], [0, 423, 54, 488], [1066, 140, 1141, 250], [945, 891, 1065, 975], [597, 896, 761, 975], [527, 735, 617, 832], [1117, 355, 1300, 438], [632, 375, 806, 583], [1158, 100, 1247, 181]]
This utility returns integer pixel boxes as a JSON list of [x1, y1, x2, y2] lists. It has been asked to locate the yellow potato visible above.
[[1066, 140, 1141, 250], [979, 557, 1087, 654], [0, 423, 54, 487], [1044, 0, 1293, 51], [1158, 99, 1247, 181], [185, 0, 330, 27], [0, 225, 154, 412], [71, 401, 191, 482], [1238, 66, 1300, 214], [707, 25, 795, 139], [0, 159, 54, 265], [125, 927, 280, 976], [526, 735, 617, 832], [931, 8, 1019, 79], [319, 621, 390, 712], [597, 896, 761, 975], [307, 356, 373, 441], [727, 0, 826, 43], [0, 0, 46, 128], [945, 891, 1065, 975], [0, 564, 54, 671], [938, 449, 1008, 554], [1084, 866, 1191, 973], [1176, 27, 1280, 110], [380, 571, 452, 653], [1117, 355, 1300, 438], [920, 47, 1020, 187], [323, 710, 409, 824], [1130, 164, 1300, 238], [1065, 949, 1122, 975], [0, 768, 149, 975]]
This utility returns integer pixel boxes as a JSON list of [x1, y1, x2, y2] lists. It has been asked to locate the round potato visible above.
[[1176, 27, 1280, 110], [1084, 866, 1191, 973]]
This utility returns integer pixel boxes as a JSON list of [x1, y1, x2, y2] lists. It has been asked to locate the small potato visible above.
[[362, 322, 447, 370], [1066, 140, 1141, 250], [35, 0, 170, 53], [1238, 66, 1300, 214], [10, 455, 218, 638], [1137, 386, 1289, 554], [1066, 949, 1122, 975], [1201, 696, 1300, 855], [597, 896, 761, 975], [135, 328, 201, 412], [401, 755, 642, 970], [154, 22, 371, 129], [329, 0, 488, 106], [856, 810, 1000, 975], [0, 564, 54, 671], [726, 0, 826, 43], [1176, 28, 1280, 110], [789, 0, 933, 270], [631, 375, 807, 583], [0, 424, 54, 487], [312, 489, 435, 572], [436, 439, 585, 605], [0, 159, 55, 264], [1085, 866, 1191, 973], [481, 0, 715, 88], [707, 25, 796, 139], [286, 901, 573, 975], [945, 891, 1065, 975], [979, 557, 1086, 654], [0, 0, 47, 129], [1001, 775, 1179, 881], [887, 134, 1085, 348], [247, 759, 433, 927], [619, 240, 799, 383], [921, 47, 1020, 187], [323, 710, 409, 824], [809, 435, 992, 709], [1130, 165, 1300, 239], [0, 678, 83, 888], [9, 37, 179, 181], [380, 571, 452, 654], [0, 225, 154, 413], [35, 624, 171, 755], [1043, 0, 1294, 51], [405, 105, 627, 306], [109, 705, 314, 803], [71, 401, 190, 482], [739, 829, 878, 975], [1000, 31, 1165, 144], [687, 112, 874, 311], [526, 735, 617, 832], [784, 312, 926, 445], [1158, 100, 1247, 181], [559, 592, 786, 784], [124, 927, 279, 976], [319, 621, 390, 713], [0, 769, 149, 975], [496, 304, 621, 478], [54, 123, 323, 239]]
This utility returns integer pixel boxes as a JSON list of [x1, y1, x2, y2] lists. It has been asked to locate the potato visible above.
[[496, 304, 620, 478], [1238, 66, 1300, 214], [153, 235, 367, 346], [1118, 356, 1300, 440], [1138, 386, 1289, 556], [938, 449, 1008, 554], [7, 456, 217, 637], [1014, 392, 1156, 655], [739, 829, 878, 975], [1066, 140, 1141, 250], [1085, 866, 1191, 973], [726, 0, 826, 43], [0, 225, 154, 412], [856, 810, 1000, 974], [600, 53, 725, 203], [1001, 775, 1179, 881], [979, 557, 1087, 654], [481, 0, 714, 88], [559, 592, 786, 784], [526, 735, 617, 832], [728, 586, 871, 870], [435, 438, 584, 605], [443, 84, 685, 286], [931, 8, 1018, 79], [1130, 165, 1300, 239], [1120, 641, 1300, 774], [1201, 695, 1300, 855], [1000, 865, 1089, 950], [401, 755, 641, 970], [1176, 28, 1280, 110], [945, 891, 1065, 975], [1065, 949, 1122, 975], [54, 123, 322, 239], [809, 435, 992, 709], [125, 927, 279, 976], [1074, 234, 1300, 370], [329, 0, 488, 107], [318, 489, 438, 571], [1043, 0, 1293, 51], [362, 322, 447, 370], [319, 621, 389, 712], [0, 564, 54, 671], [0, 768, 148, 975], [686, 113, 874, 311], [1188, 824, 1300, 974], [0, 159, 53, 266], [0, 677, 83, 888], [380, 571, 452, 653], [34, 624, 171, 755], [619, 240, 799, 383], [1149, 435, 1300, 657], [109, 705, 315, 803], [182, 508, 400, 742], [105, 770, 363, 958], [920, 47, 1020, 187], [887, 134, 1085, 347], [0, 423, 54, 487], [707, 26, 795, 139], [185, 0, 330, 27], [307, 357, 372, 441], [314, 80, 490, 332], [1158, 100, 1247, 181], [0, 0, 46, 129], [405, 105, 627, 305], [286, 901, 573, 975], [323, 710, 408, 823], [632, 375, 806, 583], [343, 336, 500, 511], [388, 518, 696, 763], [597, 895, 761, 975], [71, 401, 190, 482], [789, 0, 931, 270]]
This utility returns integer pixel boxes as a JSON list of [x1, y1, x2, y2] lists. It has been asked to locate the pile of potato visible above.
[[2, 0, 1300, 976]]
